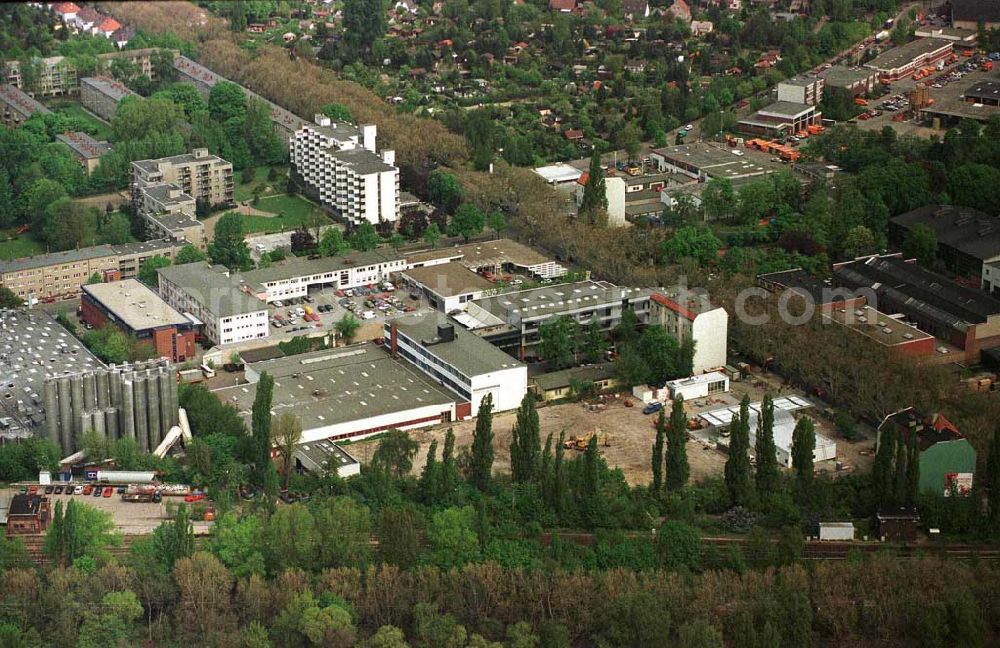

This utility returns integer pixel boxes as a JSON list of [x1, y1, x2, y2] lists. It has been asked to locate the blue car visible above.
[[642, 401, 664, 415]]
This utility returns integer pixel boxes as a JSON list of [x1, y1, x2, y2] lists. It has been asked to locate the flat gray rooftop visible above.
[[402, 262, 494, 297], [0, 310, 103, 437], [157, 262, 266, 317], [406, 238, 557, 269], [652, 144, 783, 179], [55, 131, 110, 159], [389, 312, 524, 376], [865, 38, 950, 71], [82, 279, 190, 331], [756, 101, 815, 118], [112, 239, 183, 257], [243, 249, 401, 286], [818, 65, 876, 87], [329, 147, 395, 175], [478, 280, 653, 322], [0, 245, 116, 275], [217, 344, 455, 432], [142, 183, 194, 207]]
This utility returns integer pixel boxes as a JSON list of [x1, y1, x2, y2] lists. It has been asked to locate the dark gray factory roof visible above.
[[891, 205, 1000, 263], [952, 0, 1000, 23], [389, 313, 524, 377]]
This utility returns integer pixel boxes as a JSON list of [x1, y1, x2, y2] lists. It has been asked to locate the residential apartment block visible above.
[[55, 131, 110, 175], [0, 239, 186, 303], [79, 76, 137, 120], [649, 290, 729, 373], [0, 83, 51, 127], [96, 48, 178, 80], [3, 56, 77, 97], [156, 262, 270, 346], [134, 184, 207, 250], [131, 148, 234, 210], [290, 115, 400, 226], [777, 76, 824, 106]]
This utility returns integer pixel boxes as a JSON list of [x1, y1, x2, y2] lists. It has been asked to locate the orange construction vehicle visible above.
[[806, 124, 825, 135], [983, 61, 994, 72], [854, 97, 869, 106]]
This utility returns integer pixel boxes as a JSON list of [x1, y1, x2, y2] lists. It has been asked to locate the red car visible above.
[[102, 487, 114, 498], [184, 493, 206, 503], [27, 485, 38, 494], [82, 485, 93, 496]]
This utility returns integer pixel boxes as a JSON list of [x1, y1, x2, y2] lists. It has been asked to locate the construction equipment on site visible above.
[[563, 432, 613, 451]]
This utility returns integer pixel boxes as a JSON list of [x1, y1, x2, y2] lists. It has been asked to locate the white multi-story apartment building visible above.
[[157, 262, 269, 346], [649, 290, 729, 374], [243, 250, 406, 303], [290, 115, 400, 226]]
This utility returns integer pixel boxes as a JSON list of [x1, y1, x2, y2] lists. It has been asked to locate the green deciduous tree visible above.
[[538, 315, 578, 370], [660, 226, 723, 264], [44, 499, 119, 567], [666, 395, 690, 491], [469, 393, 494, 491], [465, 109, 495, 171], [175, 244, 208, 265], [372, 430, 419, 480], [901, 223, 937, 267], [447, 203, 485, 242], [656, 520, 701, 571], [152, 503, 195, 571], [343, 0, 387, 58], [422, 222, 443, 248], [319, 228, 348, 256], [209, 213, 253, 271], [208, 80, 247, 123], [335, 312, 361, 344], [428, 506, 481, 569], [350, 222, 380, 251], [272, 412, 302, 492], [138, 255, 171, 286], [0, 286, 23, 308], [427, 171, 463, 212]]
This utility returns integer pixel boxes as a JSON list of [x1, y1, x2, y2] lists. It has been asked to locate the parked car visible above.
[[273, 300, 284, 308], [102, 487, 114, 498], [642, 402, 664, 415], [54, 486, 63, 494], [92, 486, 103, 497], [117, 486, 127, 494], [184, 493, 206, 503], [44, 485, 54, 494], [74, 485, 84, 495], [361, 310, 376, 320], [27, 485, 37, 494]]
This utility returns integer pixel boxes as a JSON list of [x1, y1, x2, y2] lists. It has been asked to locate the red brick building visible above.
[[81, 279, 198, 363], [6, 494, 50, 536]]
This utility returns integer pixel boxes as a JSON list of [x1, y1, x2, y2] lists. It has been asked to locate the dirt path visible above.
[[71, 191, 128, 209]]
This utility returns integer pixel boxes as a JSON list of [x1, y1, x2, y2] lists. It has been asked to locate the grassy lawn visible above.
[[47, 100, 114, 141], [0, 232, 45, 260], [231, 194, 324, 234], [234, 165, 287, 202]]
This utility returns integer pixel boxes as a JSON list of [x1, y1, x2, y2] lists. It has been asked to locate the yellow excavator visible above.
[[563, 432, 613, 451]]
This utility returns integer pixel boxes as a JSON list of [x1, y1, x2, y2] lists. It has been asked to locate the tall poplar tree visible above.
[[905, 433, 920, 505], [579, 151, 608, 224], [666, 395, 690, 491], [791, 417, 815, 497], [893, 436, 909, 507], [419, 439, 439, 501], [725, 395, 753, 507], [553, 430, 567, 517], [754, 394, 779, 496], [250, 371, 276, 492], [469, 394, 495, 491], [651, 410, 666, 493], [873, 426, 896, 506], [440, 428, 460, 503], [510, 392, 541, 483]]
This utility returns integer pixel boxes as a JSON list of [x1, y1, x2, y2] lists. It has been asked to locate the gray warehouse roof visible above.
[[242, 249, 401, 287], [389, 312, 524, 377], [818, 65, 876, 88], [217, 344, 455, 432], [478, 280, 653, 322], [80, 76, 136, 102], [82, 279, 190, 331], [329, 147, 396, 175], [891, 205, 1000, 263], [865, 38, 950, 72]]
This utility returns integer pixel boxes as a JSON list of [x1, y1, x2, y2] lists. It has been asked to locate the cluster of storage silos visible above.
[[43, 359, 179, 456]]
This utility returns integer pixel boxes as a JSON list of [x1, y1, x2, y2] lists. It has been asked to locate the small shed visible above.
[[295, 438, 361, 479], [664, 371, 730, 401], [876, 507, 920, 542], [818, 522, 855, 541]]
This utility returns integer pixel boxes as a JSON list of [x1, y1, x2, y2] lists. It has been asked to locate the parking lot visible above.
[[854, 52, 1000, 135], [1, 486, 213, 535], [265, 281, 438, 343]]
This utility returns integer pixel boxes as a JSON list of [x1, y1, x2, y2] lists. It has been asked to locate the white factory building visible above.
[[387, 314, 528, 413], [157, 262, 269, 346], [224, 344, 462, 445], [290, 114, 400, 226], [243, 250, 406, 303], [698, 396, 837, 467]]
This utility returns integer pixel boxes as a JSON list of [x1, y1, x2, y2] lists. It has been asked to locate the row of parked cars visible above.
[[24, 484, 123, 497]]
